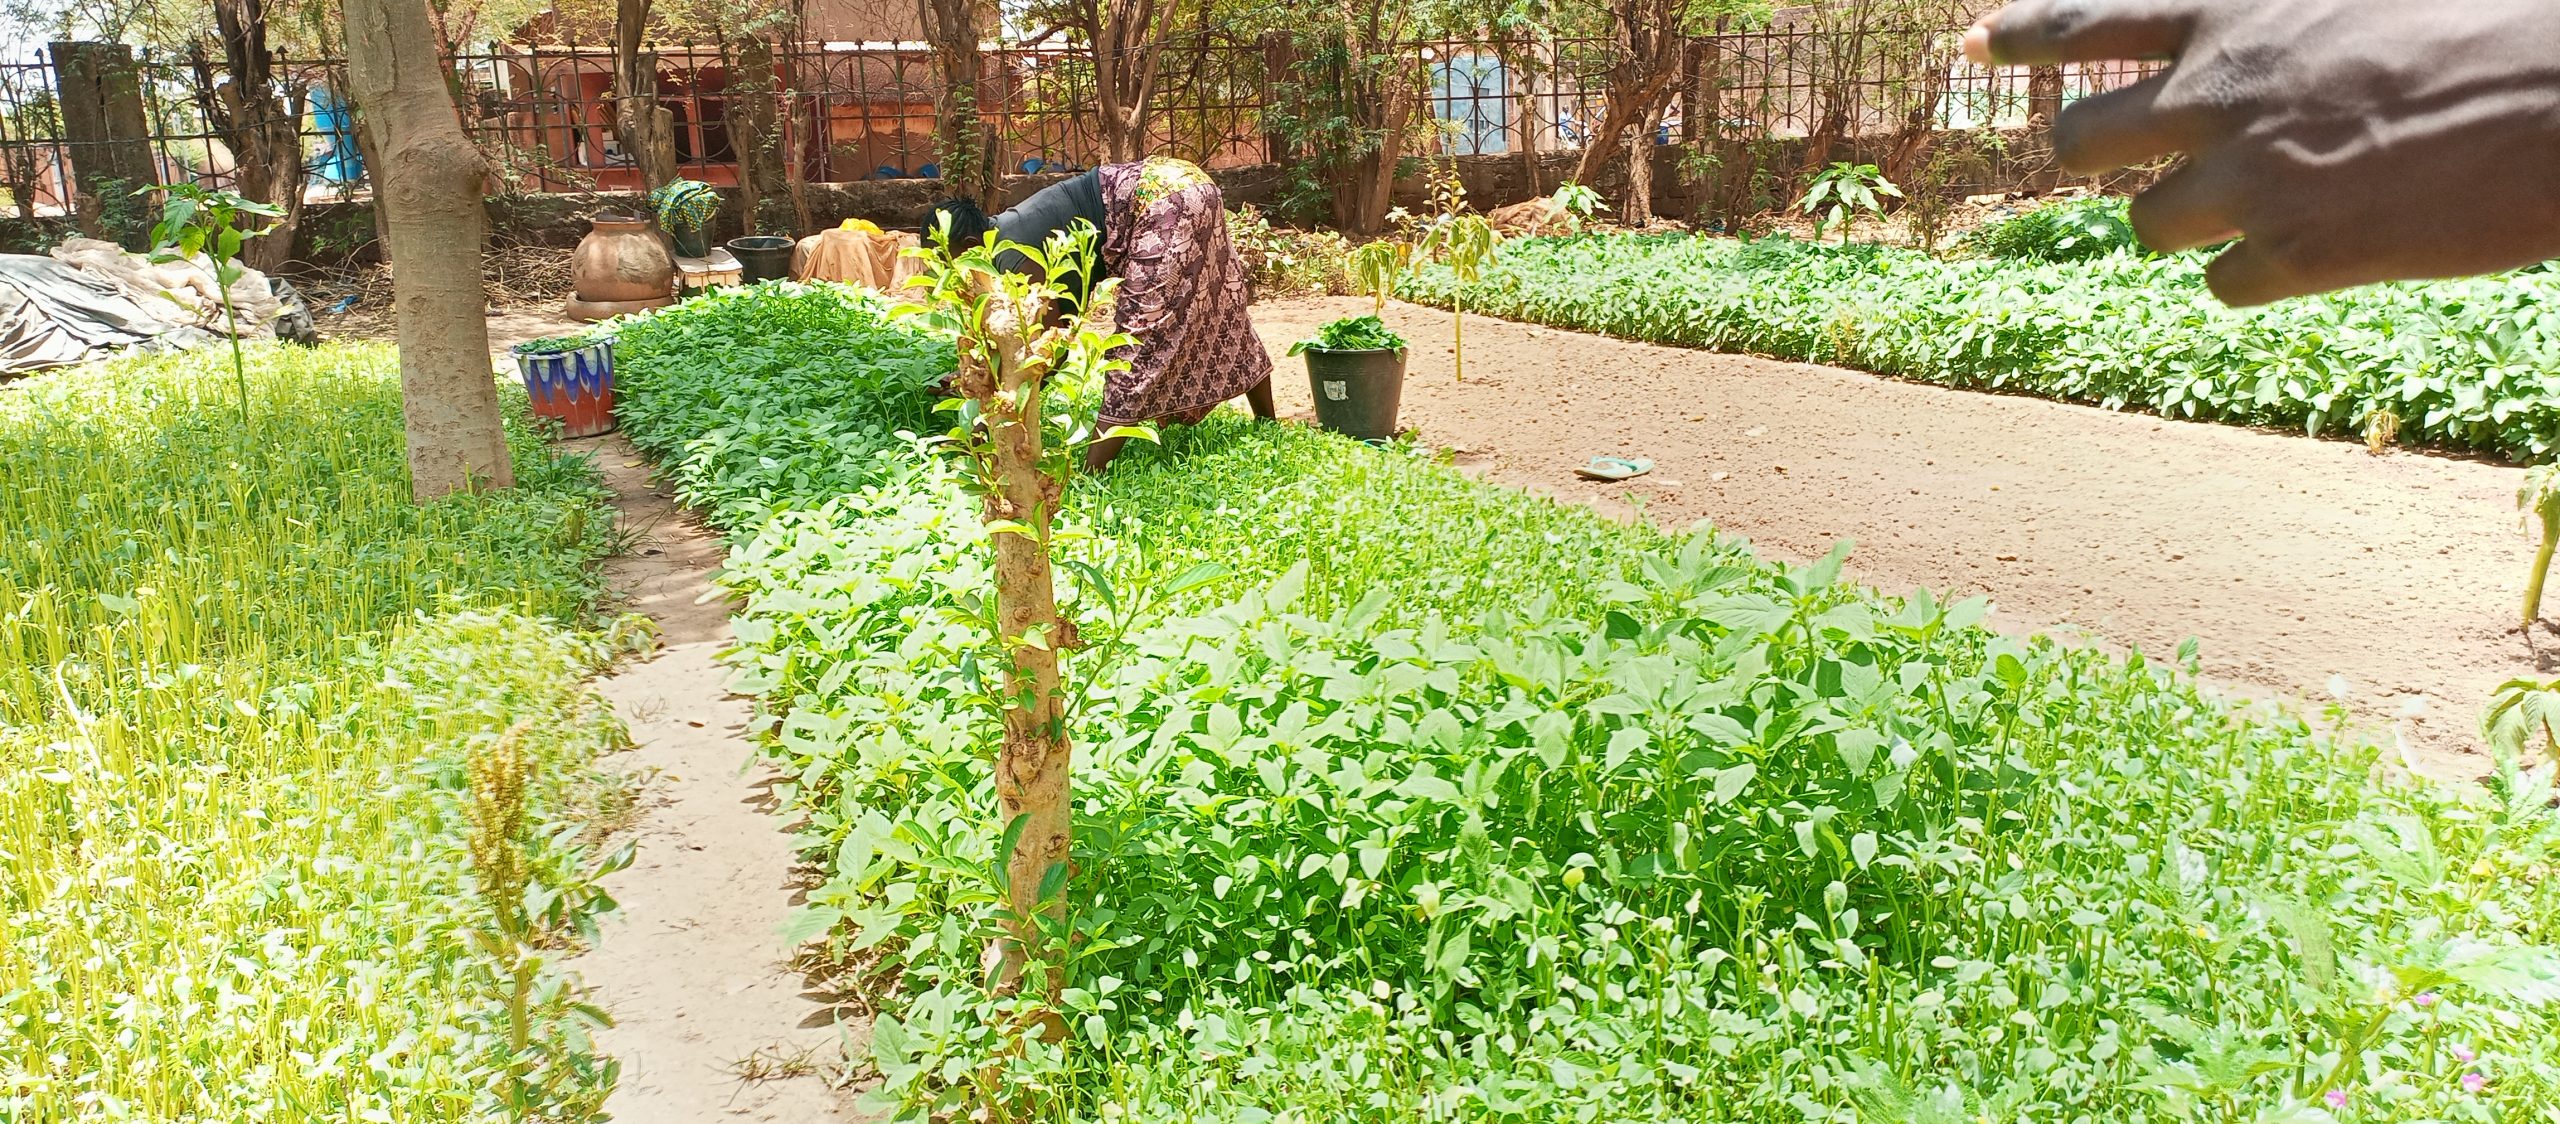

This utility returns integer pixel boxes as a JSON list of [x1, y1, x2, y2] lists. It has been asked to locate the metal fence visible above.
[[0, 26, 2161, 216]]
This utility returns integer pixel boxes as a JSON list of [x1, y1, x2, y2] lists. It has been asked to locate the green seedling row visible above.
[[610, 284, 2560, 1123]]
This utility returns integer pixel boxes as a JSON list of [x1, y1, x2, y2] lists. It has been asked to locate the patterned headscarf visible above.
[[649, 180, 720, 232]]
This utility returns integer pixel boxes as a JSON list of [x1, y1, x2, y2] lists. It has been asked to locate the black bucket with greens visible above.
[[1289, 315, 1408, 442]]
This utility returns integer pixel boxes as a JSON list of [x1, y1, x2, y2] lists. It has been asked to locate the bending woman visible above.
[[925, 157, 1275, 472]]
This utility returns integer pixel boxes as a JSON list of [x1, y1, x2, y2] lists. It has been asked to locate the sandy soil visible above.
[[323, 300, 583, 355], [568, 434, 869, 1121], [1251, 297, 2549, 776]]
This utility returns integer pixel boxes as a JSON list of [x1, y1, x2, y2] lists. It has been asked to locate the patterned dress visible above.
[[1093, 158, 1273, 429]]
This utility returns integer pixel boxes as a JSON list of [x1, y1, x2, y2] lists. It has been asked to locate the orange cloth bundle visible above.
[[792, 225, 927, 293]]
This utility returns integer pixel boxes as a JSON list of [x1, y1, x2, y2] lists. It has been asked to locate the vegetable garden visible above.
[[13, 0, 2560, 1115], [14, 205, 2560, 1121], [596, 281, 2560, 1121]]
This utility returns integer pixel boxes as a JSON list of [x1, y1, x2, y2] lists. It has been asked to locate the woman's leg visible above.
[[1245, 374, 1275, 420], [1085, 433, 1129, 474]]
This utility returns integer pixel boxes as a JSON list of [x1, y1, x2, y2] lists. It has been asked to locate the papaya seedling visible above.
[[1798, 161, 1903, 244], [1349, 239, 1410, 318], [2521, 463, 2560, 628], [2484, 675, 2560, 764], [1412, 172, 1500, 382], [147, 182, 282, 424]]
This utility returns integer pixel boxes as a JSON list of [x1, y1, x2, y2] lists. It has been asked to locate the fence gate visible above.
[[1429, 53, 1508, 156]]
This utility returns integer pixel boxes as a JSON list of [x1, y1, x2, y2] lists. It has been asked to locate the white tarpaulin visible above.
[[0, 238, 294, 376], [50, 238, 280, 338], [0, 254, 208, 375]]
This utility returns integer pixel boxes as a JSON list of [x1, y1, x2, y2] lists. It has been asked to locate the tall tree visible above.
[[613, 0, 680, 193], [723, 31, 783, 229], [1259, 0, 1418, 233], [1568, 0, 1694, 221], [711, 0, 797, 232], [1078, 0, 1190, 162], [919, 0, 996, 205], [345, 0, 515, 499], [189, 0, 308, 274]]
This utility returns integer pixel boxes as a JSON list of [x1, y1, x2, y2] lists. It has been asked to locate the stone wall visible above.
[[0, 137, 2128, 271], [283, 164, 1286, 265]]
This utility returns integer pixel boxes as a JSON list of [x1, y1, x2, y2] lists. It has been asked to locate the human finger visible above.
[[2203, 238, 2307, 307], [2127, 157, 2246, 253], [1972, 0, 2205, 66], [2051, 73, 2231, 174]]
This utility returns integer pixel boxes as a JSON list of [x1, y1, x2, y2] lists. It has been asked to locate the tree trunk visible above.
[[1671, 36, 1709, 220], [1881, 53, 1952, 190], [784, 0, 814, 234], [0, 102, 49, 221], [1352, 76, 1410, 233], [345, 0, 514, 500], [2025, 64, 2066, 192], [1690, 28, 1728, 227], [2026, 64, 2064, 128], [1091, 0, 1181, 164], [786, 97, 814, 234], [1624, 115, 1658, 226], [1514, 43, 1542, 197], [1569, 0, 1684, 193], [920, 0, 996, 205], [197, 0, 309, 274], [726, 34, 784, 234], [348, 89, 397, 257], [985, 427, 1070, 1002], [1321, 45, 1410, 236], [51, 40, 154, 243], [614, 0, 679, 194], [1261, 32, 1297, 164], [948, 276, 1073, 1002]]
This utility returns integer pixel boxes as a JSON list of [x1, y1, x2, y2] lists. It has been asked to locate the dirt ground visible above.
[[1254, 297, 2544, 776], [567, 434, 869, 1120]]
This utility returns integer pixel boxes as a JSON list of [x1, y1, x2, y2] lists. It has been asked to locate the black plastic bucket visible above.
[[667, 223, 710, 259], [728, 235, 795, 282], [1303, 347, 1407, 441]]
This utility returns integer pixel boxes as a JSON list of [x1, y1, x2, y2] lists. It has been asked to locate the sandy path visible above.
[[1252, 297, 2551, 775], [569, 434, 868, 1121]]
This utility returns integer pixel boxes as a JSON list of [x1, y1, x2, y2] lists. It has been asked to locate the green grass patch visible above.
[[1, 343, 631, 1119], [1405, 233, 2560, 459], [620, 283, 2560, 1123]]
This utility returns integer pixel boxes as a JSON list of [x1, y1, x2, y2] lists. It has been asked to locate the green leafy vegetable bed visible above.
[[2, 344, 630, 1120], [1404, 233, 2560, 459], [616, 283, 2560, 1123]]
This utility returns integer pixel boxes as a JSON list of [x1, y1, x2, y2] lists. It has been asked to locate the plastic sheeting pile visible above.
[[0, 238, 286, 376]]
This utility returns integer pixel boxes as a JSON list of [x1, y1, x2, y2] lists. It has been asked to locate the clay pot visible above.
[[571, 211, 675, 304]]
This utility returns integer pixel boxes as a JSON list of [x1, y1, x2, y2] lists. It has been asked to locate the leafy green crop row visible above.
[[1, 346, 629, 1120], [1404, 233, 2560, 458], [611, 281, 951, 528], [616, 284, 2560, 1123]]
